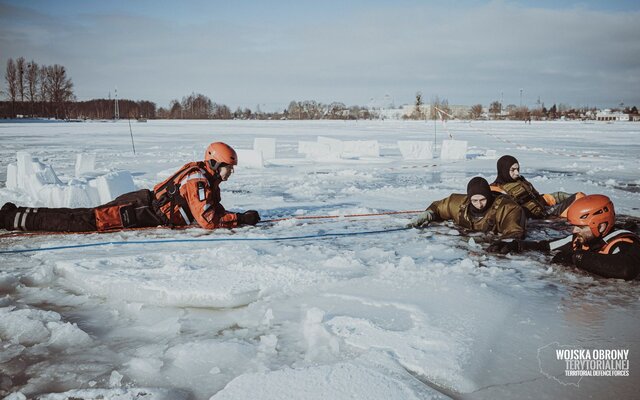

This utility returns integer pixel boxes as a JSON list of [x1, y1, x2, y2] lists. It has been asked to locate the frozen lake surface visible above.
[[1, 120, 639, 399]]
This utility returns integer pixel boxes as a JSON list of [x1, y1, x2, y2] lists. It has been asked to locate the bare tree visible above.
[[26, 60, 39, 115], [469, 104, 483, 120], [411, 91, 424, 119], [46, 64, 75, 119], [181, 92, 213, 119], [489, 101, 501, 119], [169, 99, 182, 118], [38, 65, 49, 116], [212, 103, 231, 119], [16, 56, 26, 102], [4, 58, 18, 116], [287, 101, 302, 119], [326, 102, 347, 119], [430, 96, 451, 120], [4, 58, 18, 101]]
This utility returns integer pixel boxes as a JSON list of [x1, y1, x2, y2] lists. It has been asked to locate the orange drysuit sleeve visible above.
[[179, 171, 238, 229]]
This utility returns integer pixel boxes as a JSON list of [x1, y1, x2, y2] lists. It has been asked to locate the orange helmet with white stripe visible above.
[[567, 194, 615, 238]]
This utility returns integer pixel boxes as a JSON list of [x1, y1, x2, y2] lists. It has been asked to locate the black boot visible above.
[[1, 202, 17, 212], [0, 207, 17, 230], [1, 205, 28, 231]]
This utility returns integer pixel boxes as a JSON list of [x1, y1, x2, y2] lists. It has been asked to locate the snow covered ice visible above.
[[0, 120, 639, 399]]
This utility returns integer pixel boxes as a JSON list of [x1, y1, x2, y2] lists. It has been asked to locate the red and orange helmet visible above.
[[204, 142, 237, 169], [567, 194, 615, 238]]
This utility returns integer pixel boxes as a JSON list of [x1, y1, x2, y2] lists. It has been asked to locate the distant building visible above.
[[596, 109, 629, 121]]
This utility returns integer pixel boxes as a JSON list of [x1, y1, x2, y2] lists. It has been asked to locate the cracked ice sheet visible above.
[[51, 240, 366, 308], [317, 267, 514, 394], [211, 353, 450, 400], [1, 120, 639, 400]]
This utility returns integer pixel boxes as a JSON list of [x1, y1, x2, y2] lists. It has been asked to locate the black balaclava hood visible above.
[[495, 155, 519, 184], [467, 176, 495, 213]]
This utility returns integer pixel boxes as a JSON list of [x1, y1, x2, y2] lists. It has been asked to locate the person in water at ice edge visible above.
[[0, 142, 260, 232], [409, 176, 526, 239], [490, 155, 585, 219], [488, 194, 640, 280]]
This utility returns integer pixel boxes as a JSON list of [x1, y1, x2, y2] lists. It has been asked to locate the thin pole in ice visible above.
[[128, 117, 136, 155]]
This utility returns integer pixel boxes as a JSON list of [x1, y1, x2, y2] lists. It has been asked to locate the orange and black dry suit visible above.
[[516, 230, 640, 280], [152, 161, 238, 229], [1, 161, 238, 233]]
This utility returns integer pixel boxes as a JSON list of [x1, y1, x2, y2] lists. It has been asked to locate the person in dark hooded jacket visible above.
[[490, 155, 584, 219], [410, 176, 526, 239]]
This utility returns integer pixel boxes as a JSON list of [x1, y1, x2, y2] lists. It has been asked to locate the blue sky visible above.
[[1, 0, 639, 110]]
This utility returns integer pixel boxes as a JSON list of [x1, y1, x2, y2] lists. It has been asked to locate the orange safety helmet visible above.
[[566, 194, 615, 238], [204, 142, 238, 169]]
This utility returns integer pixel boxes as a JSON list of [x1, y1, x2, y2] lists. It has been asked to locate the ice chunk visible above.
[[46, 320, 93, 350], [4, 393, 27, 400], [0, 307, 57, 346], [6, 163, 18, 189], [317, 136, 344, 158], [258, 334, 278, 354], [63, 183, 95, 208], [5, 151, 125, 207], [109, 370, 124, 387], [164, 340, 256, 398], [302, 308, 339, 362], [93, 171, 136, 204], [210, 361, 438, 400], [253, 138, 276, 160], [75, 153, 96, 177], [54, 258, 262, 308], [16, 151, 35, 176], [37, 185, 64, 207], [36, 388, 189, 400], [440, 139, 468, 160], [0, 272, 19, 292], [298, 141, 333, 160], [236, 149, 264, 168], [398, 140, 434, 160], [84, 181, 102, 205], [342, 140, 380, 157]]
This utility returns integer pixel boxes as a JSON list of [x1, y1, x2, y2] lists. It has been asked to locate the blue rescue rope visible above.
[[0, 226, 411, 255]]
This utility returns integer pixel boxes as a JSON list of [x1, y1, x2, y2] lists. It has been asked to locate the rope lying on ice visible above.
[[0, 226, 412, 255], [261, 210, 422, 223], [0, 209, 423, 239]]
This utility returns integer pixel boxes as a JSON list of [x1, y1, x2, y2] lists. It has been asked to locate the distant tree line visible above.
[[153, 96, 375, 120], [6, 58, 636, 121], [284, 100, 373, 120], [156, 93, 232, 119], [486, 100, 638, 121], [66, 99, 157, 120], [2, 57, 74, 119]]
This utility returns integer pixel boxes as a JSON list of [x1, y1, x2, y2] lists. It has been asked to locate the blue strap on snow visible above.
[[0, 227, 411, 255]]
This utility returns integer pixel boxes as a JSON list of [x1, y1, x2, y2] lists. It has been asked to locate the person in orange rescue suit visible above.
[[409, 176, 526, 239], [488, 194, 640, 280], [490, 155, 585, 219], [0, 142, 260, 232]]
